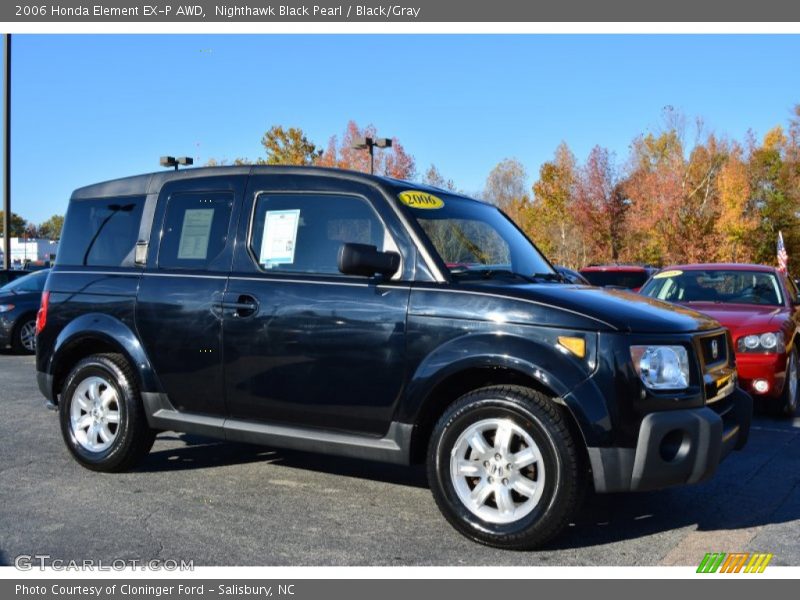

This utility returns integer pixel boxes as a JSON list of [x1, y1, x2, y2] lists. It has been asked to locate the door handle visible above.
[[221, 295, 258, 318]]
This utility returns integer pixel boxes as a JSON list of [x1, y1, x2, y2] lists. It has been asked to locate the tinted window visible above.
[[785, 275, 798, 304], [580, 270, 649, 289], [0, 270, 48, 293], [250, 193, 386, 275], [641, 270, 784, 306], [57, 197, 145, 267], [159, 192, 233, 270]]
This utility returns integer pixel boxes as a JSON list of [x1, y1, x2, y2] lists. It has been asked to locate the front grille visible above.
[[694, 330, 736, 403], [698, 332, 728, 367], [707, 389, 735, 418]]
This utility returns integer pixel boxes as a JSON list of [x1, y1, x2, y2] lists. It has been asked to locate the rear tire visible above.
[[427, 385, 585, 550], [11, 316, 36, 355], [59, 353, 156, 472]]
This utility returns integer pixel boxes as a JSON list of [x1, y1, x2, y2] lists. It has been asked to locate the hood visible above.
[[0, 290, 41, 304], [469, 282, 720, 333], [676, 302, 786, 334]]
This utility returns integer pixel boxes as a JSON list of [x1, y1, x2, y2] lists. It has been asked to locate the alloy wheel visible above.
[[69, 375, 122, 453], [19, 320, 36, 352], [449, 417, 546, 524]]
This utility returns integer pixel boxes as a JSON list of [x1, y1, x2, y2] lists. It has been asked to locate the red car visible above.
[[579, 264, 657, 292], [640, 263, 800, 417]]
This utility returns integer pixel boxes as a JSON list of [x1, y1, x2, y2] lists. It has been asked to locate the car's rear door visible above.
[[135, 175, 245, 417]]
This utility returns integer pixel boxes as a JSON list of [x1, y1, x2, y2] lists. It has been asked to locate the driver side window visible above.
[[249, 193, 394, 276]]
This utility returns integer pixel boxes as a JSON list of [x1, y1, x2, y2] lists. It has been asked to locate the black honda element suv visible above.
[[36, 166, 752, 549]]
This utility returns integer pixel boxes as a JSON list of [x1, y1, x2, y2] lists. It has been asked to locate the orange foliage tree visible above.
[[315, 120, 416, 180]]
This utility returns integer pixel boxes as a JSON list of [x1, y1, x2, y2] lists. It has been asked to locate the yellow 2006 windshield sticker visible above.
[[398, 190, 445, 209], [654, 269, 683, 279]]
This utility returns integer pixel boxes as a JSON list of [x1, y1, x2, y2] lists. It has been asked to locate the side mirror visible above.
[[338, 243, 400, 278]]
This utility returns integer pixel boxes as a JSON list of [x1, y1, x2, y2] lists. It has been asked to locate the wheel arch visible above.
[[45, 313, 160, 404], [403, 334, 597, 465]]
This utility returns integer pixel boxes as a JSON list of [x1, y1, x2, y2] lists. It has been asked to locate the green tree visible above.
[[260, 125, 322, 166], [748, 125, 800, 266], [0, 211, 27, 237], [38, 214, 65, 240]]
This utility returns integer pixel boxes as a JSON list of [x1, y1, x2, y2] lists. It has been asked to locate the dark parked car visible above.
[[0, 269, 32, 287], [640, 263, 800, 417], [555, 265, 590, 285], [579, 264, 657, 291], [36, 166, 751, 550], [1, 269, 49, 354]]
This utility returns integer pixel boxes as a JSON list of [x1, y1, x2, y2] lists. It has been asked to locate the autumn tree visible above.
[[714, 143, 756, 262], [529, 143, 585, 267], [315, 121, 416, 179], [621, 110, 729, 265], [483, 158, 528, 211], [38, 215, 65, 240], [422, 164, 457, 191], [574, 146, 626, 262], [260, 125, 322, 166]]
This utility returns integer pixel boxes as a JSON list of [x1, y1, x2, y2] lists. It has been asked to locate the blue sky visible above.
[[5, 34, 800, 224]]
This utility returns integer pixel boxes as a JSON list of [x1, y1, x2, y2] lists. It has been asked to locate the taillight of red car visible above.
[[35, 291, 50, 335]]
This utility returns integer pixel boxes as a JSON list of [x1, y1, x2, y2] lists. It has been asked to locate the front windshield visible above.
[[0, 270, 48, 294], [403, 193, 555, 280], [640, 269, 784, 306]]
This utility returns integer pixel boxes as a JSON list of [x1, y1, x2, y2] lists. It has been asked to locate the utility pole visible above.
[[2, 35, 10, 271]]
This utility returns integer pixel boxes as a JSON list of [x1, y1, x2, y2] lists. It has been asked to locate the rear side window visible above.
[[57, 197, 145, 267], [158, 192, 233, 270], [249, 193, 387, 275]]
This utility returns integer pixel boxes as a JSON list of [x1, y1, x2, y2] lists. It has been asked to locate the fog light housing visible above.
[[753, 379, 770, 394]]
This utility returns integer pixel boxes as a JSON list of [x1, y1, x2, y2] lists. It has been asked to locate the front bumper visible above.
[[589, 387, 752, 493], [736, 352, 787, 399], [0, 315, 12, 347]]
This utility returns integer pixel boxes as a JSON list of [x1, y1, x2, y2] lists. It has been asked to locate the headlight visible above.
[[630, 345, 690, 390], [736, 331, 784, 353], [0, 304, 15, 313]]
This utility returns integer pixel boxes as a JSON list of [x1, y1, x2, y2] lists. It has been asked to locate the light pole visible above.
[[160, 156, 194, 171], [3, 35, 10, 271], [351, 136, 392, 175]]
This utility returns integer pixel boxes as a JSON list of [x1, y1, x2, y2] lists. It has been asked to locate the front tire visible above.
[[427, 385, 585, 550], [11, 316, 36, 354], [775, 348, 799, 418], [59, 353, 156, 472]]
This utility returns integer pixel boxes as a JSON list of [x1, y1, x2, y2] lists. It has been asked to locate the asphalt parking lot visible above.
[[0, 350, 798, 567]]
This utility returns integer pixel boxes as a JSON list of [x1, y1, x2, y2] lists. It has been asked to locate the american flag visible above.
[[777, 230, 789, 273]]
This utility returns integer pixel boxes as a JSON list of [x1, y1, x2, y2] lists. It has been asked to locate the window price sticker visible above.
[[260, 209, 301, 267]]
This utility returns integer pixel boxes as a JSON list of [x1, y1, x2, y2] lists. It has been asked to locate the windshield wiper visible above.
[[451, 269, 564, 284], [532, 272, 567, 283]]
